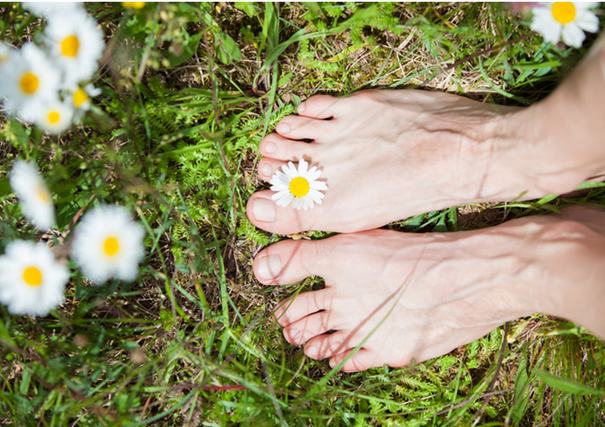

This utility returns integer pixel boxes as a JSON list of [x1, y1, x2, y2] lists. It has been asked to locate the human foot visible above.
[[248, 88, 604, 235], [254, 206, 605, 372], [248, 90, 529, 234]]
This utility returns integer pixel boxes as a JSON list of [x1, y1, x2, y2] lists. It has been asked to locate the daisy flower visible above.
[[44, 10, 105, 85], [270, 159, 327, 210], [71, 205, 146, 285], [0, 43, 61, 121], [34, 98, 74, 134], [68, 83, 101, 112], [9, 160, 56, 231], [531, 2, 599, 48], [0, 240, 69, 316]]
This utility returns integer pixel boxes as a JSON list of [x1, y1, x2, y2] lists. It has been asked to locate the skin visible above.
[[247, 37, 605, 371], [254, 206, 605, 372]]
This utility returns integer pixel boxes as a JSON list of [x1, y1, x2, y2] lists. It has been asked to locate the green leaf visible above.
[[215, 32, 243, 65], [0, 178, 11, 197], [575, 180, 605, 190], [234, 2, 257, 18], [166, 31, 204, 68], [534, 369, 605, 395], [0, 319, 16, 348]]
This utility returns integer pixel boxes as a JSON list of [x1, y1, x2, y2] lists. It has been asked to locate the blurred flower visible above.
[[0, 43, 61, 121], [72, 205, 146, 284], [22, 1, 84, 17], [122, 2, 146, 10], [270, 158, 327, 210], [66, 83, 101, 123], [531, 2, 599, 48], [9, 160, 56, 231], [0, 42, 14, 70], [35, 99, 74, 134], [44, 10, 105, 85], [0, 240, 68, 316]]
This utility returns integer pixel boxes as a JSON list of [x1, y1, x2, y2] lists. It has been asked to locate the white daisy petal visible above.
[[0, 240, 69, 316], [575, 9, 599, 33], [268, 159, 327, 211], [71, 205, 145, 285], [562, 23, 586, 48], [299, 158, 308, 175], [310, 180, 328, 191], [9, 160, 56, 230]]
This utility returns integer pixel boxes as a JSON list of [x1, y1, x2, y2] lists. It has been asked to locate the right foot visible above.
[[254, 205, 605, 372], [246, 90, 588, 235]]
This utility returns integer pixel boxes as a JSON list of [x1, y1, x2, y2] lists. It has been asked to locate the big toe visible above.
[[246, 191, 317, 235]]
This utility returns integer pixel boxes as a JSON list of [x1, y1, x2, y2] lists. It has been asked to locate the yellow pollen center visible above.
[[20, 72, 39, 94], [103, 236, 120, 257], [289, 177, 310, 198], [552, 2, 576, 24], [48, 111, 61, 124], [73, 88, 89, 107], [23, 266, 43, 287], [61, 35, 80, 57], [37, 186, 50, 202]]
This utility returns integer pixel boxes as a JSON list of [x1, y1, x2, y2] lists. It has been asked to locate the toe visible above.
[[257, 158, 288, 182], [252, 237, 329, 286], [329, 349, 378, 372], [246, 191, 318, 235], [305, 330, 354, 360], [275, 115, 336, 141], [259, 133, 316, 162], [297, 94, 345, 119], [274, 288, 330, 326], [283, 310, 333, 346]]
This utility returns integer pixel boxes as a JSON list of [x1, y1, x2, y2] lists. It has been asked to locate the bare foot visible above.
[[253, 206, 605, 372], [246, 90, 580, 235]]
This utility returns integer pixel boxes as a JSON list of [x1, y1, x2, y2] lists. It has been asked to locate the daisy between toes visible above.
[[270, 159, 327, 211]]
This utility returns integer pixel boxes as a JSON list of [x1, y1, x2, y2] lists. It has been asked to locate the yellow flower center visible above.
[[103, 236, 120, 257], [37, 186, 50, 202], [48, 111, 61, 124], [289, 177, 310, 198], [20, 72, 39, 95], [552, 2, 576, 24], [61, 35, 80, 58], [122, 2, 145, 9], [23, 266, 43, 287], [73, 88, 89, 107]]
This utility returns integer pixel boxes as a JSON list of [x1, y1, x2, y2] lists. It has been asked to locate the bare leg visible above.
[[254, 205, 605, 372], [247, 37, 605, 235]]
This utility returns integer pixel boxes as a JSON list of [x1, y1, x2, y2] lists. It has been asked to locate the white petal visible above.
[[310, 180, 328, 191], [562, 23, 585, 47], [574, 10, 599, 33], [298, 158, 308, 175], [308, 169, 322, 182]]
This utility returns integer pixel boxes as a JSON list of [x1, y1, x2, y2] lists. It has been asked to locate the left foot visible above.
[[254, 206, 604, 372]]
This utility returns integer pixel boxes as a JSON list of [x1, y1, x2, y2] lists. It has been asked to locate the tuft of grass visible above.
[[1, 2, 605, 426]]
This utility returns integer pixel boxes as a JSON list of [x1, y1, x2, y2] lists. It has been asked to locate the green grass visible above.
[[1, 2, 605, 426]]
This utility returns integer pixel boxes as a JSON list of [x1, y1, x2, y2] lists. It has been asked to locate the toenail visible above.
[[306, 346, 318, 359], [257, 254, 281, 280], [261, 164, 272, 178], [264, 142, 277, 154], [298, 103, 306, 113], [252, 198, 275, 223], [276, 122, 290, 133], [288, 328, 301, 343]]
